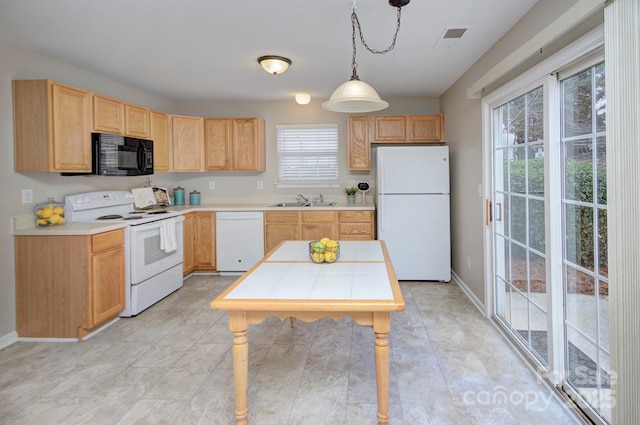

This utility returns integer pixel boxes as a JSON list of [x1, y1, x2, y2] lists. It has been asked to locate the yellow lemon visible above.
[[57, 216, 64, 224], [324, 251, 337, 263], [311, 252, 325, 263], [53, 207, 64, 215], [48, 214, 61, 224], [320, 237, 331, 245], [37, 219, 48, 226], [36, 209, 44, 218], [325, 240, 338, 252], [40, 207, 53, 219]]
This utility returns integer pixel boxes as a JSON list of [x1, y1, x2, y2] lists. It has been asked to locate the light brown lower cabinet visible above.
[[15, 229, 125, 339], [338, 210, 375, 240], [301, 211, 338, 241], [182, 211, 216, 274], [194, 212, 216, 272], [264, 209, 374, 253], [182, 212, 195, 275], [264, 211, 300, 254]]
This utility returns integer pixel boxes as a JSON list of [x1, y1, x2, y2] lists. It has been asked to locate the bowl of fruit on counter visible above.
[[309, 238, 340, 263]]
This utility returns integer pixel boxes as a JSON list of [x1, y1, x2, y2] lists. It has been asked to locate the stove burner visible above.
[[124, 216, 145, 220], [97, 214, 124, 220], [147, 210, 169, 215]]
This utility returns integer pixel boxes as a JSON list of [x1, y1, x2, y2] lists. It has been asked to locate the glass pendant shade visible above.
[[322, 78, 389, 113]]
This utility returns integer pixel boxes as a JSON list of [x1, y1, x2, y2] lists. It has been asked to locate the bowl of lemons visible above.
[[309, 238, 340, 263], [35, 197, 65, 227]]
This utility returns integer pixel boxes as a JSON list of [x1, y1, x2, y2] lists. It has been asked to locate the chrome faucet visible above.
[[296, 194, 309, 204]]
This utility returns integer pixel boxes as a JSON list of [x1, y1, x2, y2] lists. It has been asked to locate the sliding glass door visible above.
[[488, 54, 608, 424], [560, 62, 610, 423], [492, 84, 549, 365]]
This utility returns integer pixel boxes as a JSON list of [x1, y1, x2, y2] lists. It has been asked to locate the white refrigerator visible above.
[[376, 146, 451, 281]]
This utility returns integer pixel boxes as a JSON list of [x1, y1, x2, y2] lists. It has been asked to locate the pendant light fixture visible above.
[[322, 0, 410, 113], [257, 55, 292, 75]]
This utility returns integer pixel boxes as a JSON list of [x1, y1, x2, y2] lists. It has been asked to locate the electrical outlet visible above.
[[22, 189, 33, 204], [208, 181, 215, 190], [257, 180, 263, 190]]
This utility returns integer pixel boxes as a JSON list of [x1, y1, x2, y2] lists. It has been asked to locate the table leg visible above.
[[230, 312, 249, 425], [373, 312, 391, 425]]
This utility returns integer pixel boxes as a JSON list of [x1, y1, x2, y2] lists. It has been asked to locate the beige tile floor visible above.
[[0, 276, 581, 425]]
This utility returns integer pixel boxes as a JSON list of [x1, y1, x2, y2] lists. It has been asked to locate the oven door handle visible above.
[[129, 215, 185, 234]]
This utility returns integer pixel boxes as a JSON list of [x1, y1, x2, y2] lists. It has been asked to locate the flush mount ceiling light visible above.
[[322, 0, 410, 113], [257, 55, 292, 75], [295, 93, 312, 105]]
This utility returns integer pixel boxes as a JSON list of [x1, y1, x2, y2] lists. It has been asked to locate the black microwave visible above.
[[92, 132, 154, 176]]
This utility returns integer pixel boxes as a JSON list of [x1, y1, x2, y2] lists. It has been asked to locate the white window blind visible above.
[[276, 124, 339, 186]]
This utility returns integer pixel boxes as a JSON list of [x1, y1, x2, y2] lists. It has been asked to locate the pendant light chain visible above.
[[349, 2, 404, 80], [352, 6, 403, 55]]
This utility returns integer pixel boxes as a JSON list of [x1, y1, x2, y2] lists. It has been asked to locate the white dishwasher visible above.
[[216, 211, 265, 274]]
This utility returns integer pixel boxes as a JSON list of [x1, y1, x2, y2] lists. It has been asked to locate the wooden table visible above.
[[210, 240, 405, 425]]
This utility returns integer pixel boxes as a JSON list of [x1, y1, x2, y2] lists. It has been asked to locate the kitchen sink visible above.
[[271, 202, 336, 207]]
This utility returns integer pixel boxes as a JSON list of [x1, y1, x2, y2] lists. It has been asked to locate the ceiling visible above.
[[0, 0, 538, 103]]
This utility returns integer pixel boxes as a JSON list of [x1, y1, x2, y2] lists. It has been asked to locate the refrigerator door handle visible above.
[[378, 157, 385, 194], [379, 195, 385, 231]]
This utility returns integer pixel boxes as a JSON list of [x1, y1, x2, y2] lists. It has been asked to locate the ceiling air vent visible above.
[[433, 27, 469, 49]]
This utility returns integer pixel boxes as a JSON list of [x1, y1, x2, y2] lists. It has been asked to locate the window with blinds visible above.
[[276, 124, 339, 186]]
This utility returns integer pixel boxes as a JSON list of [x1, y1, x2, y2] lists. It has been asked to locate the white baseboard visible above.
[[0, 331, 18, 350], [451, 270, 486, 317]]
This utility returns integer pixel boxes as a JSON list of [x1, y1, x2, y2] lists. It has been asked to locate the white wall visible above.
[[0, 39, 439, 343], [440, 0, 603, 305]]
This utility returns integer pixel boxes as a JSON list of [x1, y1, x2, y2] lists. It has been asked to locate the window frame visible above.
[[275, 123, 340, 189]]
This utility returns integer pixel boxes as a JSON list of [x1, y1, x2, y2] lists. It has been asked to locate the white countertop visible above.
[[224, 241, 393, 301], [12, 202, 375, 236]]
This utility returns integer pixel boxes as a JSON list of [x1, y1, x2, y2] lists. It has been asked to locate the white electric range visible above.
[[65, 191, 185, 316]]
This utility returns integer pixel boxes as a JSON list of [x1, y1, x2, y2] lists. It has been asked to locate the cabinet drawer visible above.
[[339, 223, 374, 238], [339, 210, 373, 223], [301, 211, 338, 223], [92, 230, 124, 253], [265, 211, 299, 223]]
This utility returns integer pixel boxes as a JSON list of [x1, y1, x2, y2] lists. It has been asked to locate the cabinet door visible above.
[[265, 223, 299, 253], [339, 210, 374, 240], [194, 212, 216, 269], [51, 82, 92, 171], [301, 211, 338, 240], [125, 104, 150, 138], [348, 116, 371, 170], [150, 110, 170, 172], [93, 94, 125, 134], [408, 115, 444, 142], [204, 118, 232, 171], [90, 245, 125, 327], [232, 117, 265, 171], [171, 115, 204, 171], [182, 213, 194, 275], [264, 211, 299, 253], [373, 116, 406, 141]]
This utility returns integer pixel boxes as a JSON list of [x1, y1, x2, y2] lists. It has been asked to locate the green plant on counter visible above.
[[344, 187, 357, 196]]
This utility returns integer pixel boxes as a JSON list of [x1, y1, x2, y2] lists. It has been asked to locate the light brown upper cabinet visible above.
[[150, 110, 170, 172], [13, 79, 92, 172], [372, 115, 406, 141], [93, 94, 150, 139], [407, 114, 444, 142], [92, 94, 125, 135], [171, 114, 204, 171], [125, 104, 150, 139], [348, 113, 445, 170], [347, 115, 371, 170], [372, 114, 444, 143], [204, 117, 266, 172]]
